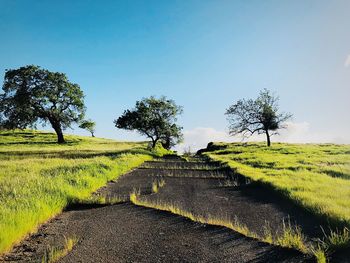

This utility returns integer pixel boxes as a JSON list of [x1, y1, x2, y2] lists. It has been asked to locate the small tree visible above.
[[114, 96, 183, 149], [79, 120, 96, 137], [0, 65, 86, 143], [225, 89, 292, 146]]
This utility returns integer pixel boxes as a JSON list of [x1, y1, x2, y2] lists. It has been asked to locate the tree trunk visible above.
[[265, 130, 271, 147], [56, 130, 65, 144], [91, 132, 95, 137], [151, 138, 158, 149], [49, 118, 65, 144], [161, 137, 171, 150]]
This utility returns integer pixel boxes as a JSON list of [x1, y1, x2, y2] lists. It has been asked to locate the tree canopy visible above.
[[79, 119, 96, 137], [0, 65, 86, 143], [225, 89, 292, 146], [114, 96, 183, 149]]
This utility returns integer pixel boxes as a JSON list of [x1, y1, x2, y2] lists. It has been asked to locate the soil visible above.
[[0, 156, 324, 263], [100, 158, 327, 239]]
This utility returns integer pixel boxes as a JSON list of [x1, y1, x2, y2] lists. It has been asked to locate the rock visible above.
[[196, 142, 228, 155]]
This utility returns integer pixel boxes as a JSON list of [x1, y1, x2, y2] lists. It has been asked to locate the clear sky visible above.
[[1, 0, 349, 150]]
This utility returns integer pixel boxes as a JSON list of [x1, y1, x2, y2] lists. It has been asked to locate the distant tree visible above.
[[225, 89, 292, 146], [79, 119, 96, 137], [0, 65, 86, 143], [160, 123, 183, 150], [114, 96, 183, 149]]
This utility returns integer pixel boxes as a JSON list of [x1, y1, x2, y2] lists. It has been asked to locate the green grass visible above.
[[41, 236, 78, 263], [0, 130, 166, 254], [276, 221, 307, 253], [130, 190, 257, 239], [72, 195, 126, 206], [322, 227, 350, 250], [204, 142, 350, 226], [129, 190, 324, 259], [151, 179, 166, 193], [202, 142, 350, 262]]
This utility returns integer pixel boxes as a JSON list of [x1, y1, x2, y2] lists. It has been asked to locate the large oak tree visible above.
[[114, 96, 183, 149], [225, 89, 292, 146], [0, 65, 86, 143]]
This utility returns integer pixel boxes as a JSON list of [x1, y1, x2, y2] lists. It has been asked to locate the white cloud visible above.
[[276, 121, 350, 144], [174, 127, 233, 153], [276, 121, 311, 142], [175, 122, 350, 153], [344, 54, 350, 67]]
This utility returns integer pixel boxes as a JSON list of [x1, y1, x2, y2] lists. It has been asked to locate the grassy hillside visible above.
[[0, 130, 159, 254], [204, 142, 350, 227]]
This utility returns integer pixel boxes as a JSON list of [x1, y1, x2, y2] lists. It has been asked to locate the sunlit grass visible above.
[[152, 179, 166, 193], [130, 189, 257, 238], [204, 142, 350, 226], [203, 142, 349, 261], [129, 190, 327, 260], [322, 227, 350, 249], [312, 246, 327, 263], [41, 236, 78, 263], [276, 221, 307, 253], [0, 130, 161, 254]]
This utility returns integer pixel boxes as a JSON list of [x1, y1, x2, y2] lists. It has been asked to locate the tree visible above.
[[79, 119, 96, 137], [225, 89, 292, 146], [0, 109, 5, 130], [114, 96, 183, 149], [159, 123, 183, 150], [0, 65, 86, 143]]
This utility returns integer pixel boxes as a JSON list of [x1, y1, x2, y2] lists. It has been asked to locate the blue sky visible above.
[[1, 0, 349, 150]]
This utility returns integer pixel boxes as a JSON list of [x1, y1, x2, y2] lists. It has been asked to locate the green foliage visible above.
[[151, 142, 174, 156], [114, 96, 183, 149], [204, 142, 350, 226], [0, 130, 154, 254], [0, 65, 86, 143], [225, 89, 292, 146], [79, 119, 96, 137]]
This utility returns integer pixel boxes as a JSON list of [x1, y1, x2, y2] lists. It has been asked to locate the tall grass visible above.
[[322, 227, 350, 249], [204, 142, 350, 226], [0, 130, 160, 254], [203, 142, 349, 261]]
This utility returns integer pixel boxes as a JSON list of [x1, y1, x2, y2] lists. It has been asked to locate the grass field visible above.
[[0, 130, 162, 254], [204, 142, 350, 227]]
